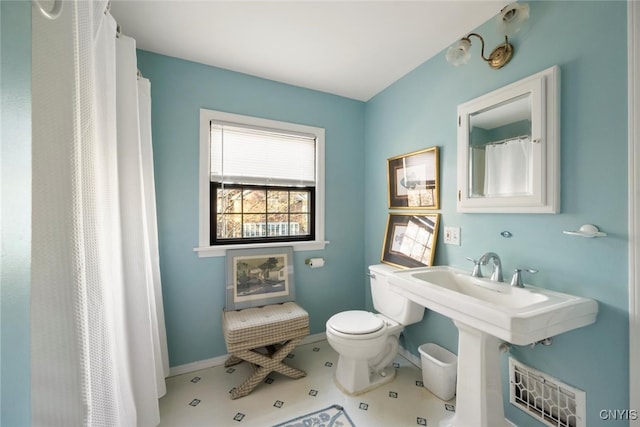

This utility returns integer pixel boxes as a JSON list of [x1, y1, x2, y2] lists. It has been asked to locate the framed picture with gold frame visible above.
[[387, 147, 439, 209], [381, 213, 440, 268]]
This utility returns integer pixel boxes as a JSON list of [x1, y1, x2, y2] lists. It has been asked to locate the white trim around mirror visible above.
[[457, 66, 560, 213]]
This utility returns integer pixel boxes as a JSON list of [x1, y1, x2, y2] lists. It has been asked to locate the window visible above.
[[197, 109, 326, 257], [211, 184, 314, 244]]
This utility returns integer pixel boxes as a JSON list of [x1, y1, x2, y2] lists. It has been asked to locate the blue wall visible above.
[[5, 2, 628, 426], [136, 52, 367, 367], [1, 1, 31, 426], [365, 1, 628, 425]]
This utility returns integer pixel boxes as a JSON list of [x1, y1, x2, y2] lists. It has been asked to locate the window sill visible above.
[[194, 240, 329, 258]]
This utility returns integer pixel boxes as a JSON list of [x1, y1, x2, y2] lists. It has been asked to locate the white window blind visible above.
[[210, 122, 316, 186]]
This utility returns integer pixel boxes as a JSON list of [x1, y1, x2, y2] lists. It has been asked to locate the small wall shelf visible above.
[[562, 224, 607, 238]]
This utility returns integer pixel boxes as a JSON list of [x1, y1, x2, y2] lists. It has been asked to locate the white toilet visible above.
[[325, 263, 425, 395]]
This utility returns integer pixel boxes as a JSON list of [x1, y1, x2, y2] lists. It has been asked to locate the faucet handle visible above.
[[510, 268, 538, 288], [466, 257, 483, 278]]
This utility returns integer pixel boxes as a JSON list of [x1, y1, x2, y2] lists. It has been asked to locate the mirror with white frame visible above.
[[457, 66, 560, 213]]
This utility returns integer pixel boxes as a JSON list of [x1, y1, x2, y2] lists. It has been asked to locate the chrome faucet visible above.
[[479, 252, 503, 282], [465, 257, 484, 278], [510, 268, 538, 288]]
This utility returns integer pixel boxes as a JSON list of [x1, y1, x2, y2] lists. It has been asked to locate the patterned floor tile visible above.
[[158, 340, 455, 427]]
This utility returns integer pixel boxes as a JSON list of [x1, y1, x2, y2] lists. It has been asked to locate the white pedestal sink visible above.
[[389, 266, 598, 427]]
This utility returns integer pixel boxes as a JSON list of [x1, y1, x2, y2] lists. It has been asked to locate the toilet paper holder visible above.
[[305, 258, 325, 268]]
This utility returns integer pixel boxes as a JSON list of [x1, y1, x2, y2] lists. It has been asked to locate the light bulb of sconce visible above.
[[445, 38, 472, 66], [498, 2, 530, 36]]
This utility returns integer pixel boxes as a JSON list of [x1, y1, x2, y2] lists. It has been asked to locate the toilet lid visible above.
[[328, 311, 384, 335]]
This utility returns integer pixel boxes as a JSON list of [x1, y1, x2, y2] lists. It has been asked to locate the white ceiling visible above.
[[109, 1, 506, 101]]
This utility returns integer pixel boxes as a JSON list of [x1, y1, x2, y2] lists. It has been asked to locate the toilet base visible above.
[[333, 360, 397, 396]]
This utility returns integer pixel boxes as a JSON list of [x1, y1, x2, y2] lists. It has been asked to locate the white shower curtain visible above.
[[483, 137, 533, 197], [32, 1, 168, 425]]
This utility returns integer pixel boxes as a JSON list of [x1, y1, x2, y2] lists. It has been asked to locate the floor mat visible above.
[[273, 404, 356, 427]]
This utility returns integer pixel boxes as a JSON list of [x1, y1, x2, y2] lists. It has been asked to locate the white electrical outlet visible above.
[[444, 226, 461, 246]]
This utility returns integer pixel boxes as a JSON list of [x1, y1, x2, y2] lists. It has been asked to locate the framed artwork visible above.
[[381, 213, 440, 268], [387, 147, 440, 209], [225, 246, 295, 310]]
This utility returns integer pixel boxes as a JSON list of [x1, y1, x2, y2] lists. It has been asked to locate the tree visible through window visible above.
[[212, 184, 314, 244]]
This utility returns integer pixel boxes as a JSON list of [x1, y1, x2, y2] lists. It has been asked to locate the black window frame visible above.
[[210, 182, 316, 246]]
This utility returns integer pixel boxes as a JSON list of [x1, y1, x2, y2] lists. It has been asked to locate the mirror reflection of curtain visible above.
[[484, 137, 532, 197]]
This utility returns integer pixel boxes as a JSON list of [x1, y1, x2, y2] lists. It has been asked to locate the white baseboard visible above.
[[398, 345, 421, 368], [168, 354, 229, 377], [168, 332, 327, 377]]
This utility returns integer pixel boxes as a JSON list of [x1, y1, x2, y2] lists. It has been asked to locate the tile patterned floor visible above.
[[159, 340, 456, 426]]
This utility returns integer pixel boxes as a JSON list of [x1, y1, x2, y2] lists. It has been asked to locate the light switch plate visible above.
[[444, 226, 461, 246]]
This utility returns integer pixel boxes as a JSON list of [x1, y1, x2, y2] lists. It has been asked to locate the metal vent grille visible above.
[[509, 358, 586, 427]]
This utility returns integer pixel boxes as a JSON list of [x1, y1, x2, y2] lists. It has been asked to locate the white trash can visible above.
[[418, 343, 457, 401]]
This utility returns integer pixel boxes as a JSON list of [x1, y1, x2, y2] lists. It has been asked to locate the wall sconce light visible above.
[[446, 2, 529, 69]]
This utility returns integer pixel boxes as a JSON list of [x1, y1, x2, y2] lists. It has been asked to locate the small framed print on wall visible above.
[[225, 246, 295, 310], [381, 213, 440, 268], [387, 146, 440, 209]]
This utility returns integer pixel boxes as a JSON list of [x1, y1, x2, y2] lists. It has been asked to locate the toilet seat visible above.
[[327, 310, 384, 335]]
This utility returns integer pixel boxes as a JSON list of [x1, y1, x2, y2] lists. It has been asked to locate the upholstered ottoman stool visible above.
[[222, 302, 309, 399]]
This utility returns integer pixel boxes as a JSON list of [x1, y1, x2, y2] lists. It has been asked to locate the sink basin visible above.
[[389, 265, 598, 427], [411, 269, 549, 308], [390, 265, 597, 346]]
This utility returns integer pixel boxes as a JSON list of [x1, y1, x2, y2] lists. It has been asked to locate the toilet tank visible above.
[[369, 264, 424, 325]]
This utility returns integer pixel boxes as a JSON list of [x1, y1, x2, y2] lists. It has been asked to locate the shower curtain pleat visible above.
[[92, 9, 138, 427], [137, 77, 171, 397], [32, 1, 100, 424], [32, 1, 167, 425], [115, 34, 162, 426]]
